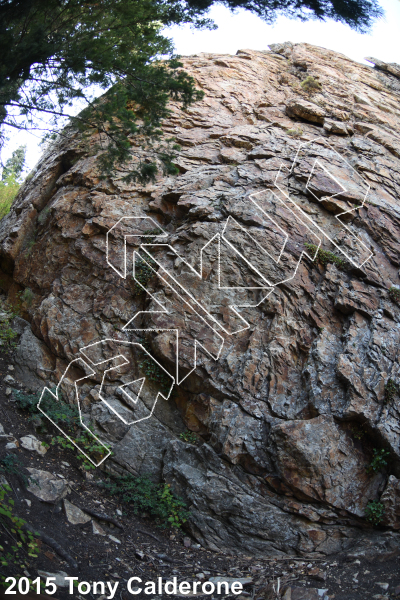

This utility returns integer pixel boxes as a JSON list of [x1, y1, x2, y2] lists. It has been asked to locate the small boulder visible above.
[[27, 468, 70, 503], [64, 499, 91, 525], [20, 434, 47, 456], [3, 374, 15, 384], [92, 520, 106, 536], [109, 535, 121, 544], [286, 98, 326, 124], [282, 587, 329, 600], [5, 442, 18, 450], [37, 571, 69, 587], [323, 119, 349, 135]]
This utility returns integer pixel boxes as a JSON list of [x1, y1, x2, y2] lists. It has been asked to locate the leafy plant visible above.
[[0, 456, 40, 581], [351, 424, 367, 440], [13, 389, 110, 469], [133, 255, 157, 294], [49, 429, 110, 471], [141, 228, 163, 242], [304, 243, 347, 270], [384, 378, 398, 404], [365, 500, 385, 525], [366, 448, 390, 473], [101, 474, 189, 528], [179, 430, 197, 444], [300, 75, 322, 93], [389, 286, 400, 305], [0, 454, 30, 488], [0, 302, 19, 352], [137, 338, 172, 397], [18, 288, 34, 307]]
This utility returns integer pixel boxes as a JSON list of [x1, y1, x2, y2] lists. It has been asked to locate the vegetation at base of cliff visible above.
[[0, 457, 40, 578], [389, 286, 400, 305], [0, 146, 26, 220], [365, 500, 385, 525], [304, 243, 347, 270], [300, 75, 322, 93], [101, 475, 189, 529], [13, 389, 111, 470], [0, 0, 383, 182], [384, 378, 399, 404], [366, 448, 390, 473]]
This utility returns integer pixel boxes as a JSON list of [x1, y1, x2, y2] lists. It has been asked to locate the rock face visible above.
[[2, 42, 400, 556]]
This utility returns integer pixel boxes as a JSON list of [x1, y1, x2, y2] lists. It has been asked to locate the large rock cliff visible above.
[[2, 42, 400, 557]]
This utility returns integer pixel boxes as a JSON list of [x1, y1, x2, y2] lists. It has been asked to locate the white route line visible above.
[[285, 138, 373, 268], [37, 358, 112, 467], [123, 252, 225, 385], [106, 216, 168, 279]]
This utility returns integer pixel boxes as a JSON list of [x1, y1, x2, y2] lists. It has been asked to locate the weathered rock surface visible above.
[[64, 499, 91, 525], [20, 434, 47, 455], [27, 468, 70, 503], [282, 588, 329, 600], [2, 42, 400, 556]]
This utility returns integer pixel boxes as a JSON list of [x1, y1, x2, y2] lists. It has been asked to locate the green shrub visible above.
[[137, 338, 172, 397], [384, 378, 398, 404], [14, 389, 110, 469], [179, 431, 197, 444], [300, 75, 322, 93], [286, 127, 303, 138], [351, 424, 366, 440], [366, 448, 390, 473], [132, 255, 157, 294], [141, 228, 163, 242], [0, 457, 40, 581], [18, 288, 34, 307], [0, 454, 30, 487], [0, 303, 19, 352], [101, 474, 189, 529], [365, 500, 385, 525], [305, 243, 347, 270], [389, 286, 400, 305]]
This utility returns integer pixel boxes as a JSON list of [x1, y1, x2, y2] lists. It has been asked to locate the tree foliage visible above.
[[186, 0, 383, 29], [0, 0, 384, 183], [0, 145, 26, 219], [1, 144, 26, 181]]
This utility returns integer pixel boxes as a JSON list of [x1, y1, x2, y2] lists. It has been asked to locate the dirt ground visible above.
[[0, 349, 400, 600]]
